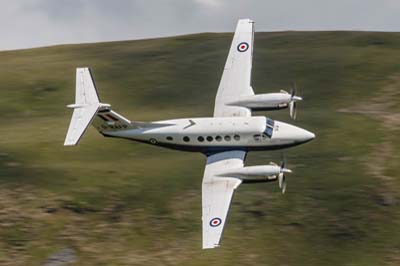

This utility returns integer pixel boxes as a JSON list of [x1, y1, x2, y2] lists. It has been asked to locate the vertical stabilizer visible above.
[[75, 68, 100, 106], [64, 68, 110, 146]]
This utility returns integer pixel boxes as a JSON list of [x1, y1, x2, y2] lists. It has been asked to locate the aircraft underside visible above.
[[105, 135, 307, 154]]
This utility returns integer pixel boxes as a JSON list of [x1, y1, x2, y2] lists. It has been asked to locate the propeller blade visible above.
[[278, 173, 287, 193], [289, 82, 301, 120], [281, 175, 287, 194], [289, 101, 296, 119], [278, 157, 290, 193], [291, 82, 297, 97], [293, 101, 297, 120], [278, 173, 284, 189]]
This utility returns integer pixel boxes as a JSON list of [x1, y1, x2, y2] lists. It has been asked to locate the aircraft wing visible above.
[[202, 150, 245, 249], [214, 19, 255, 117]]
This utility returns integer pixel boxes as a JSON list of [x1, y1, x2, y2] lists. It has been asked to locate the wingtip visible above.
[[76, 66, 90, 71], [202, 244, 220, 250], [238, 18, 254, 24], [64, 137, 79, 146], [63, 141, 77, 146]]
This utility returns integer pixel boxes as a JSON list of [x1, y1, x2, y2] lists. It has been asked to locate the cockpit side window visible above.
[[264, 118, 275, 138], [265, 127, 273, 138]]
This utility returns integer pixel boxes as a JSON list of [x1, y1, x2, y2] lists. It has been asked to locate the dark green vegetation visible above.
[[0, 31, 400, 265]]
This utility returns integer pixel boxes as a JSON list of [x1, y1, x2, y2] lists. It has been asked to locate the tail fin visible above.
[[64, 67, 166, 146], [64, 68, 111, 146]]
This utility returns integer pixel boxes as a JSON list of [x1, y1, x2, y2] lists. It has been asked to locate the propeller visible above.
[[278, 160, 292, 194], [289, 82, 303, 120]]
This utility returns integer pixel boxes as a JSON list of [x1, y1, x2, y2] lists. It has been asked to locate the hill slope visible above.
[[0, 32, 400, 266]]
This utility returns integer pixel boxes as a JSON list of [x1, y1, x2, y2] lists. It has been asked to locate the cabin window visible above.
[[234, 135, 240, 141], [207, 136, 213, 142], [166, 136, 173, 141], [216, 136, 222, 142], [224, 135, 231, 141], [183, 136, 190, 142], [198, 136, 204, 142]]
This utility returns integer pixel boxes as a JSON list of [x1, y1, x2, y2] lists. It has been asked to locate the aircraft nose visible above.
[[289, 126, 315, 143], [273, 121, 315, 143], [300, 128, 315, 142]]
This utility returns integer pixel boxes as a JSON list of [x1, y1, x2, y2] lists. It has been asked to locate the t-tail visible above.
[[64, 68, 132, 146]]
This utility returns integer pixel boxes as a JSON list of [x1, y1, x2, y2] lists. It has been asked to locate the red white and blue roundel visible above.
[[237, 42, 249, 52], [209, 217, 222, 227]]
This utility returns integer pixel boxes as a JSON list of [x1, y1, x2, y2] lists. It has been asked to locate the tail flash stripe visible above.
[[106, 114, 119, 122], [98, 115, 109, 122], [98, 109, 110, 113]]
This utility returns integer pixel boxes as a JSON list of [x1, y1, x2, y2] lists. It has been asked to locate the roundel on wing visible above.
[[209, 217, 222, 227], [237, 42, 249, 52]]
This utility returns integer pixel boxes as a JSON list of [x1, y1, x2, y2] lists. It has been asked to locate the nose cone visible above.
[[273, 121, 315, 144], [300, 129, 315, 143]]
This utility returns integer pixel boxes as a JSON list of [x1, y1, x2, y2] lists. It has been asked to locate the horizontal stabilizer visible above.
[[64, 105, 100, 146]]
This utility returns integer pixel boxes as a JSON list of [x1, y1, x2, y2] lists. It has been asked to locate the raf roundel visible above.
[[209, 217, 222, 227], [237, 42, 249, 52]]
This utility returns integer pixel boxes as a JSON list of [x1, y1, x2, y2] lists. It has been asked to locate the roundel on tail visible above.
[[209, 217, 222, 227], [237, 42, 249, 52]]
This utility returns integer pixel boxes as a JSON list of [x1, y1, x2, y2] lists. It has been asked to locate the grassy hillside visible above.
[[0, 31, 400, 266]]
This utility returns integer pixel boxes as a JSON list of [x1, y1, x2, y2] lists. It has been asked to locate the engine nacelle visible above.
[[226, 93, 292, 111], [216, 165, 282, 183]]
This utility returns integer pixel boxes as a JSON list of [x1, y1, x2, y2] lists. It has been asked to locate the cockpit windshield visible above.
[[267, 118, 274, 127], [264, 118, 275, 138]]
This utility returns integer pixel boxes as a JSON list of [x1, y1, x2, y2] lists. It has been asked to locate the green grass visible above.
[[0, 31, 400, 265]]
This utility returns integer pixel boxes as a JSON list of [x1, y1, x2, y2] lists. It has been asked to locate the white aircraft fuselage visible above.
[[64, 19, 316, 249], [100, 116, 315, 153]]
